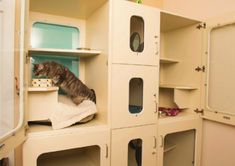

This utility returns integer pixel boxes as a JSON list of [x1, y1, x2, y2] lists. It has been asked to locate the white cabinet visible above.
[[110, 64, 158, 129], [111, 125, 157, 166], [2, 1, 235, 166], [111, 0, 160, 66], [23, 123, 110, 166]]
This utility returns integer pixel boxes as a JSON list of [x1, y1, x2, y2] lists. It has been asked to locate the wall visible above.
[[163, 0, 235, 20]]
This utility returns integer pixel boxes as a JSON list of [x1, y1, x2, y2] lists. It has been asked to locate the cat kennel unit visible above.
[[23, 0, 111, 165], [25, 0, 161, 165], [2, 0, 235, 166]]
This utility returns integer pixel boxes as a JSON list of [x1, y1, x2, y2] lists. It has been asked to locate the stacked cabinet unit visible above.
[[110, 1, 159, 165], [1, 0, 235, 166]]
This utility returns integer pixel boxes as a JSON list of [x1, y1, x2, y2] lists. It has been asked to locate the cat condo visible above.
[[27, 15, 104, 128]]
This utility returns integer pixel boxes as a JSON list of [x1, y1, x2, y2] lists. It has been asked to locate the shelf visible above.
[[27, 119, 108, 137], [160, 57, 179, 64], [158, 111, 198, 124], [164, 141, 176, 153], [159, 84, 197, 90], [28, 48, 101, 58], [28, 86, 59, 92]]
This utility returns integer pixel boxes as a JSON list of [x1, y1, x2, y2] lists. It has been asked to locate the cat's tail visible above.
[[90, 89, 96, 104]]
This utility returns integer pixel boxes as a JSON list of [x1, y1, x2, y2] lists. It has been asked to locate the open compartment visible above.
[[23, 122, 110, 166], [111, 0, 160, 66], [111, 125, 157, 166], [163, 130, 195, 166], [26, 0, 110, 125], [110, 64, 158, 129], [159, 11, 203, 118], [37, 145, 100, 166]]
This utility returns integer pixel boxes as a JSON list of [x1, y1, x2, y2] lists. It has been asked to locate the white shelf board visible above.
[[158, 111, 198, 124], [28, 86, 59, 92], [164, 141, 176, 153], [159, 84, 197, 90], [29, 48, 101, 58], [27, 119, 108, 137], [160, 57, 179, 64]]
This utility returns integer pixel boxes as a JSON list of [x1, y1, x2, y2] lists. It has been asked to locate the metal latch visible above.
[[195, 66, 205, 72], [196, 23, 206, 29], [194, 108, 204, 114]]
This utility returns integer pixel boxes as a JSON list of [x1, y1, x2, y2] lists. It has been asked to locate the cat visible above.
[[33, 61, 96, 105]]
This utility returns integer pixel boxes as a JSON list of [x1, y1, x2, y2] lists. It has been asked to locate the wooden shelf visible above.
[[28, 86, 59, 92], [160, 57, 179, 64], [159, 84, 197, 90], [29, 48, 101, 58]]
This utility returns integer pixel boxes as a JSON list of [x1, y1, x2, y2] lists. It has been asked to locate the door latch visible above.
[[195, 66, 205, 72], [194, 108, 204, 115]]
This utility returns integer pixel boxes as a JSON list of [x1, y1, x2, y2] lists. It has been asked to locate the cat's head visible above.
[[33, 61, 66, 85]]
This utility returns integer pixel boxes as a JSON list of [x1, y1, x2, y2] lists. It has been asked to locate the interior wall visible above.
[[163, 0, 235, 20]]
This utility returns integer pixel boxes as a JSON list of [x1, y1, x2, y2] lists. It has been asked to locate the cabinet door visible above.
[[111, 0, 160, 66], [203, 15, 235, 125], [110, 64, 158, 129], [0, 0, 26, 158], [111, 125, 157, 166]]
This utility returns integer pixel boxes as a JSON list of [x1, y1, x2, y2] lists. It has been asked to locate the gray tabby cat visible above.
[[33, 61, 96, 105]]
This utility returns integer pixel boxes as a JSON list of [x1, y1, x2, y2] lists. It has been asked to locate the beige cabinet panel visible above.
[[23, 124, 110, 166], [110, 64, 158, 129], [111, 0, 160, 66], [111, 125, 157, 166]]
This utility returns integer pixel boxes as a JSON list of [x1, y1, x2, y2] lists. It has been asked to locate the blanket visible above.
[[50, 96, 97, 129]]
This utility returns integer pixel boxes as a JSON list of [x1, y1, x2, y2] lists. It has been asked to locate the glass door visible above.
[[207, 23, 235, 115], [0, 0, 26, 158]]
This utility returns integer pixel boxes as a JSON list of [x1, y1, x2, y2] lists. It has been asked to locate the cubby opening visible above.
[[37, 145, 100, 166], [163, 130, 195, 166], [159, 12, 202, 118], [128, 139, 142, 166], [130, 16, 144, 52], [27, 0, 109, 125], [129, 78, 143, 114]]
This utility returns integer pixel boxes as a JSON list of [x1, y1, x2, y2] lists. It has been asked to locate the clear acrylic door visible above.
[[207, 23, 235, 115], [0, 0, 25, 158]]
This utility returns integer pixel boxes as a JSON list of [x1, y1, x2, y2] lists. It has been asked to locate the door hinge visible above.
[[196, 23, 206, 29], [26, 52, 30, 64], [194, 108, 204, 114], [195, 66, 205, 72]]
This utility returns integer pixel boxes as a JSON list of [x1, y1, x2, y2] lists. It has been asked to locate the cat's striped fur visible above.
[[33, 61, 96, 105]]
